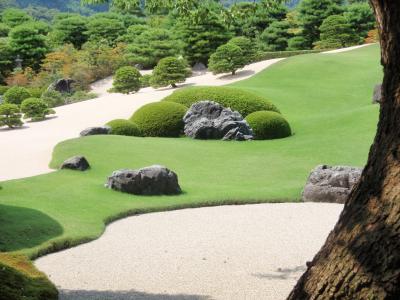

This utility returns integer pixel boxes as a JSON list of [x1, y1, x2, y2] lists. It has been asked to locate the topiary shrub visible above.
[[20, 98, 55, 121], [106, 119, 141, 136], [130, 102, 187, 137], [245, 111, 291, 140], [110, 66, 141, 94], [3, 86, 31, 105], [0, 103, 23, 128], [163, 86, 279, 117]]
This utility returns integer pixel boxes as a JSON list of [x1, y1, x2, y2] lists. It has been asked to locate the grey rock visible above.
[[48, 78, 75, 94], [106, 165, 182, 195], [192, 62, 207, 76], [80, 126, 111, 137], [60, 156, 90, 171], [183, 101, 253, 141], [373, 83, 382, 104], [302, 165, 363, 204]]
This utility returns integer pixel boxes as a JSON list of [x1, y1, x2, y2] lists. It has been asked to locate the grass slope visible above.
[[0, 45, 381, 258]]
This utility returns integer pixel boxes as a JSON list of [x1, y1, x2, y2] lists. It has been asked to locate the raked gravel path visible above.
[[36, 203, 343, 300]]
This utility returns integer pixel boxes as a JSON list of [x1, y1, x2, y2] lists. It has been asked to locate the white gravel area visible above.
[[36, 203, 343, 300]]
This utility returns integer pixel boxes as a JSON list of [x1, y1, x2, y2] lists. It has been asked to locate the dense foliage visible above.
[[0, 102, 22, 127], [245, 110, 292, 140], [316, 15, 358, 49], [106, 119, 141, 136], [3, 86, 30, 104], [20, 97, 54, 121], [130, 101, 187, 137], [163, 86, 279, 117], [208, 43, 246, 75], [110, 66, 141, 94], [150, 57, 189, 88]]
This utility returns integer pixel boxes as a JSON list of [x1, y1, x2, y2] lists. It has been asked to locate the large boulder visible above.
[[183, 101, 253, 141], [60, 156, 90, 171], [106, 165, 182, 195], [80, 126, 111, 137], [48, 78, 75, 94], [302, 165, 362, 204], [372, 83, 382, 104]]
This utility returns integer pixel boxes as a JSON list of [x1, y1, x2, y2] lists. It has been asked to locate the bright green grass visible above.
[[0, 45, 382, 258]]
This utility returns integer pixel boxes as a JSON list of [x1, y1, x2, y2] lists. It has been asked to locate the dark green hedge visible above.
[[106, 119, 141, 137], [130, 102, 187, 137], [246, 111, 292, 140], [163, 86, 279, 117]]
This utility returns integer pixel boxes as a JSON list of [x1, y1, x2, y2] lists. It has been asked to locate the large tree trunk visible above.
[[287, 2, 400, 299]]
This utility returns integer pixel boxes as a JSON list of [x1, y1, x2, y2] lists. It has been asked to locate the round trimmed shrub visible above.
[[3, 86, 31, 105], [245, 111, 291, 140], [162, 86, 279, 117], [106, 119, 141, 136], [130, 102, 187, 137], [20, 98, 54, 121], [0, 103, 22, 128], [110, 66, 141, 94]]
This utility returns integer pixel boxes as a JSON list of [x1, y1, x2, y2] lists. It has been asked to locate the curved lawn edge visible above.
[[29, 197, 296, 260]]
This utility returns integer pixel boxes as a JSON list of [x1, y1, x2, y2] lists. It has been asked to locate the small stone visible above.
[[60, 156, 90, 171], [372, 83, 382, 104], [80, 126, 111, 137]]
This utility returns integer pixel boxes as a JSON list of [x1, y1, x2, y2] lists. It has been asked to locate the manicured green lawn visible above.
[[0, 45, 382, 258]]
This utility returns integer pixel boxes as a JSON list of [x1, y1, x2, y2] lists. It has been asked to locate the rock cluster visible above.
[[302, 165, 362, 204], [183, 101, 253, 141], [60, 156, 90, 171], [106, 165, 182, 195]]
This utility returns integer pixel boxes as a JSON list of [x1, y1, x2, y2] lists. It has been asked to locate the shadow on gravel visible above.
[[252, 265, 307, 280], [60, 289, 212, 300]]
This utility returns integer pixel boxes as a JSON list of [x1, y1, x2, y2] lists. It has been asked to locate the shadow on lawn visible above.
[[0, 204, 63, 252], [60, 289, 212, 300]]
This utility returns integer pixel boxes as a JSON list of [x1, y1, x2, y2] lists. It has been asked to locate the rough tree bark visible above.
[[287, 1, 400, 299]]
